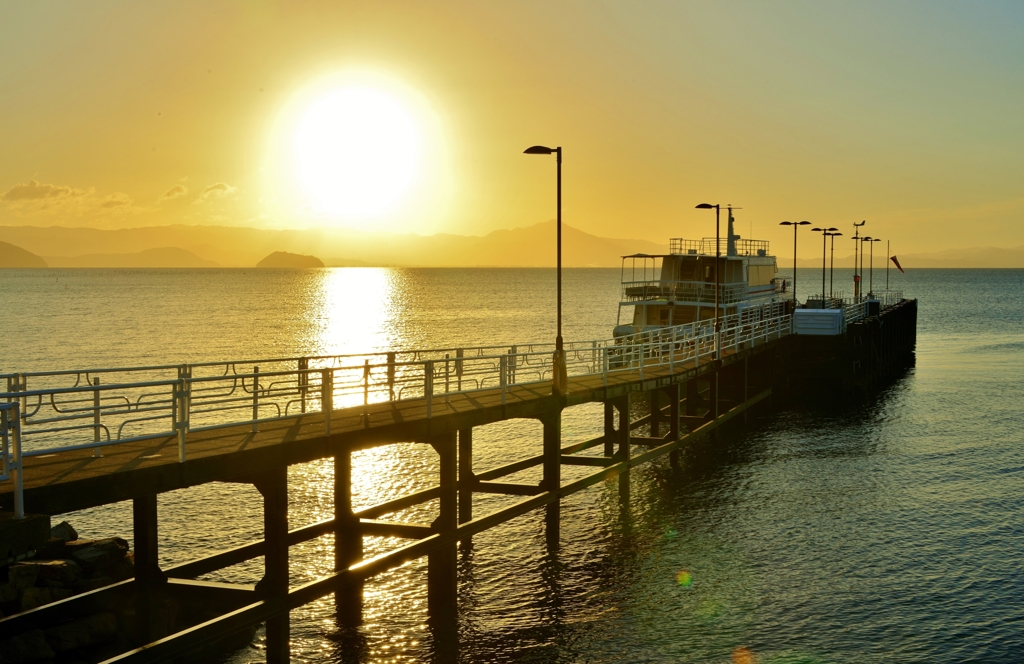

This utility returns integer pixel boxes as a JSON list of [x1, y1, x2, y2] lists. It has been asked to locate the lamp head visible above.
[[798, 221, 811, 225], [812, 227, 824, 232], [524, 145, 555, 155], [695, 203, 716, 210]]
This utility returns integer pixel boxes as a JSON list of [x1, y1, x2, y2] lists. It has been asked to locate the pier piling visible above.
[[255, 467, 289, 664], [334, 451, 363, 627]]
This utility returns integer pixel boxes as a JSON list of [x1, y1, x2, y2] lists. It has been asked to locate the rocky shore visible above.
[[0, 522, 136, 663]]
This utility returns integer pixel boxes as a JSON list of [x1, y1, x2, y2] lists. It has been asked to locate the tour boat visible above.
[[613, 210, 789, 339]]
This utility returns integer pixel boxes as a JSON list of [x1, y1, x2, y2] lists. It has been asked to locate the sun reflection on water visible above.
[[313, 268, 398, 356]]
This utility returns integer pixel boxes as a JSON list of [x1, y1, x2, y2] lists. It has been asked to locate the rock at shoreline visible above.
[[50, 521, 78, 542], [256, 251, 325, 268], [66, 538, 129, 578]]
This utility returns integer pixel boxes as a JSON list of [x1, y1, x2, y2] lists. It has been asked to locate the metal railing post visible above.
[[299, 357, 308, 413], [456, 349, 464, 391], [670, 327, 676, 374], [11, 402, 24, 519], [425, 361, 434, 418], [251, 366, 260, 433], [499, 355, 507, 406], [92, 377, 102, 458], [322, 369, 333, 437], [176, 378, 187, 463], [509, 345, 517, 384], [387, 352, 396, 400], [363, 359, 370, 406], [603, 347, 609, 387], [444, 353, 451, 394]]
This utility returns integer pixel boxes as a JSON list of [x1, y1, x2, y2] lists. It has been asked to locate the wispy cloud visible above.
[[195, 182, 238, 203], [1, 179, 90, 203], [158, 184, 188, 202], [1, 179, 135, 215], [98, 192, 133, 210]]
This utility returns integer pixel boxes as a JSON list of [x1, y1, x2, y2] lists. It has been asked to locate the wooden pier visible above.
[[0, 299, 917, 664], [0, 323, 785, 662]]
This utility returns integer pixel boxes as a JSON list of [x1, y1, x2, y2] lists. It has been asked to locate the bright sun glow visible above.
[[293, 87, 421, 218]]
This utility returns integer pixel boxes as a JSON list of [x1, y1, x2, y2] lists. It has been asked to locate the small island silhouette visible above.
[[256, 251, 325, 268]]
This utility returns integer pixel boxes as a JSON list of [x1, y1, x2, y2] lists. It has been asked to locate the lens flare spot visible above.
[[732, 646, 755, 664], [675, 570, 693, 587]]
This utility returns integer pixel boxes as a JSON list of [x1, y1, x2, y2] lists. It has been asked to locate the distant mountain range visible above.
[[0, 222, 665, 267], [47, 247, 218, 268], [2, 222, 1022, 268]]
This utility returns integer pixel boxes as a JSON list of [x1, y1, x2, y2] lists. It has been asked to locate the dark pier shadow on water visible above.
[[318, 368, 921, 664]]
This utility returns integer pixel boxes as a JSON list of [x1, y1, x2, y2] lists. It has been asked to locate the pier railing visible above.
[[1, 306, 791, 509]]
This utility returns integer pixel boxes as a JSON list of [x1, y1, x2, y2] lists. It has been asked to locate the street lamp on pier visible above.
[[827, 231, 843, 299], [524, 145, 567, 396], [868, 237, 881, 297], [696, 203, 723, 359], [811, 227, 839, 305], [779, 220, 811, 306], [859, 236, 872, 301], [852, 220, 866, 302]]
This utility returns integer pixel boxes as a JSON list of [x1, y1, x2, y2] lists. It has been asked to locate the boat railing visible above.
[[669, 238, 771, 257], [621, 279, 748, 304]]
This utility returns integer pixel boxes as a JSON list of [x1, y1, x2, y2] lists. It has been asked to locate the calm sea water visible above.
[[1, 267, 1022, 663]]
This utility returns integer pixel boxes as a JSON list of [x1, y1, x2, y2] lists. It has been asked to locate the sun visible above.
[[293, 86, 421, 218]]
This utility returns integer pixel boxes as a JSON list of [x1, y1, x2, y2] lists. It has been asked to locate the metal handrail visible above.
[[0, 308, 793, 516]]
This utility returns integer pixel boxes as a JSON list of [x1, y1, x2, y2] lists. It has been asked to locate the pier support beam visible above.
[[603, 402, 615, 457], [608, 395, 631, 508], [428, 432, 458, 659], [255, 468, 289, 664], [649, 391, 662, 438], [334, 451, 363, 626], [458, 428, 474, 525], [665, 384, 680, 468], [712, 368, 720, 421], [541, 411, 561, 548], [133, 493, 166, 643]]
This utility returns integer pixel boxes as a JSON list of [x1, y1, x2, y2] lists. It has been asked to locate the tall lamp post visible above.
[[868, 237, 881, 297], [852, 220, 866, 302], [811, 227, 839, 305], [860, 236, 872, 301], [696, 203, 722, 359], [524, 145, 567, 396], [779, 220, 811, 306], [827, 231, 842, 299]]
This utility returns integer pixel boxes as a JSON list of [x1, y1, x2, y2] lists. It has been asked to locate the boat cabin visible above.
[[614, 226, 788, 338]]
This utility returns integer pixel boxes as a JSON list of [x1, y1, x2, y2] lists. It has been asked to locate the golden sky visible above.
[[2, 1, 1023, 257]]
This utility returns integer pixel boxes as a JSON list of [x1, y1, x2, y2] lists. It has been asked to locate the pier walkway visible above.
[[1, 306, 789, 663]]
